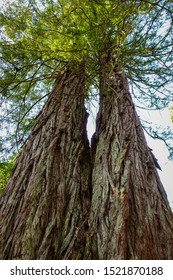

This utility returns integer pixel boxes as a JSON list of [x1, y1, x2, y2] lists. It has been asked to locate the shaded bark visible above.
[[84, 55, 173, 259], [0, 64, 91, 259]]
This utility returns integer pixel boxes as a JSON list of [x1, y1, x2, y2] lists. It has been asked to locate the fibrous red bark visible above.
[[84, 55, 173, 259], [0, 64, 91, 259], [1, 59, 173, 260]]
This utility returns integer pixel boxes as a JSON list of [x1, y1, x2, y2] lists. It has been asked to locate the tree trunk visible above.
[[1, 59, 173, 260], [84, 55, 173, 260], [0, 64, 91, 259]]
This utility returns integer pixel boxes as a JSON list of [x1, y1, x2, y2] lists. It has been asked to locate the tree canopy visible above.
[[0, 0, 173, 160]]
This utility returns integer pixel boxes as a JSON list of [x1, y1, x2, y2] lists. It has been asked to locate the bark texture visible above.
[[84, 56, 173, 260], [0, 65, 91, 259], [1, 59, 173, 260]]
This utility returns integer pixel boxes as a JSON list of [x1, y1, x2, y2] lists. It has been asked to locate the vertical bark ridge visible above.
[[0, 64, 91, 260], [84, 56, 173, 260]]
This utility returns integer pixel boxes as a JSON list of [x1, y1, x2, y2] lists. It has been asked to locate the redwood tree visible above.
[[0, 64, 92, 259], [84, 54, 173, 259], [0, 0, 173, 260]]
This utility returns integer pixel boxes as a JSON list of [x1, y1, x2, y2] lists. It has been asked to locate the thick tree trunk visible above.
[[1, 59, 173, 260], [0, 64, 91, 259], [84, 56, 173, 259]]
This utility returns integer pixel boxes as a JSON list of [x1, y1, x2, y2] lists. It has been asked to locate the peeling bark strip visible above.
[[0, 64, 91, 259], [84, 55, 173, 260]]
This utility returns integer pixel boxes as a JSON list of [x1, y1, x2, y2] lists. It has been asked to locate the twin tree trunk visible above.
[[0, 60, 173, 259]]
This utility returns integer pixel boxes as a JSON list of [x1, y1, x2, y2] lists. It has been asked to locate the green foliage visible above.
[[170, 107, 173, 123], [2, 0, 170, 92], [0, 154, 16, 194], [0, 0, 173, 159]]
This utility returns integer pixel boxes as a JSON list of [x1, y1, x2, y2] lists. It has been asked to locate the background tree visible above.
[[0, 0, 173, 259], [0, 155, 15, 193]]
